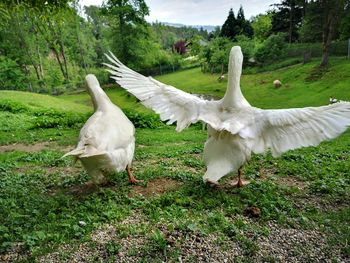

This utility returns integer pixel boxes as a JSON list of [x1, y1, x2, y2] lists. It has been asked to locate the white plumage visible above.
[[63, 74, 139, 184], [104, 47, 350, 187]]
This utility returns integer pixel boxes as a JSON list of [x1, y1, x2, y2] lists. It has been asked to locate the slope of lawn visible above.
[[156, 57, 350, 109], [0, 57, 349, 262], [0, 90, 91, 114], [57, 57, 350, 112]]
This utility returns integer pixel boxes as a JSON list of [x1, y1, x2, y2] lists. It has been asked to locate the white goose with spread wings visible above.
[[104, 46, 350, 186], [63, 74, 139, 185]]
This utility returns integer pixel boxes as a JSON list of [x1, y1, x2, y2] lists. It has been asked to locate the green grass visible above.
[[156, 57, 350, 109], [0, 57, 349, 261], [0, 90, 91, 113]]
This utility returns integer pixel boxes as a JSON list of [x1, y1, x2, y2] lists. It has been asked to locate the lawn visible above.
[[0, 57, 349, 262]]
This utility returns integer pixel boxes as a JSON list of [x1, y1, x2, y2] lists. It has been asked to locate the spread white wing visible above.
[[104, 52, 223, 132], [252, 102, 350, 156]]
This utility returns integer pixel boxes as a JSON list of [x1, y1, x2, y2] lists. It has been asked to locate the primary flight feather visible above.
[[104, 47, 350, 186]]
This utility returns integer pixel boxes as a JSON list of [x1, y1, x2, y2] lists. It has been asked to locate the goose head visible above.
[[222, 46, 250, 108], [85, 74, 111, 111]]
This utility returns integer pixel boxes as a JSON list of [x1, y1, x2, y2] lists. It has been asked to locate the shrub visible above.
[[0, 56, 27, 90], [234, 35, 255, 65], [0, 100, 28, 113], [255, 33, 287, 64], [31, 109, 88, 129], [123, 109, 162, 129]]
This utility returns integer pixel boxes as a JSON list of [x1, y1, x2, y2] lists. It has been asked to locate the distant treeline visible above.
[[0, 0, 349, 94]]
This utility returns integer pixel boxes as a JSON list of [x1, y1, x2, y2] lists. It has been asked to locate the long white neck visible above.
[[85, 74, 111, 111], [221, 46, 250, 108]]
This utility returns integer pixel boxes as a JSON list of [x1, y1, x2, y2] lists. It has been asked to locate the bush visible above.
[[123, 109, 162, 129], [31, 109, 88, 129], [234, 35, 255, 65], [255, 33, 287, 64], [0, 56, 27, 90], [0, 100, 28, 113]]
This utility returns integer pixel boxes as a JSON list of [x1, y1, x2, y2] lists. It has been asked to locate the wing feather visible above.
[[253, 102, 350, 156], [104, 52, 221, 131]]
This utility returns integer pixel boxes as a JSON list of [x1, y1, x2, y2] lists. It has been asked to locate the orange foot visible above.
[[129, 177, 144, 184], [229, 179, 250, 188]]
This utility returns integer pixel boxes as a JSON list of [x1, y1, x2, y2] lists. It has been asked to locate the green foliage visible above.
[[31, 109, 87, 129], [221, 8, 238, 40], [255, 33, 287, 64], [0, 56, 27, 90], [123, 109, 162, 129], [0, 99, 28, 113], [298, 1, 323, 43], [270, 0, 305, 43], [200, 37, 232, 73], [251, 14, 272, 42], [235, 35, 255, 64], [339, 4, 350, 40], [221, 6, 253, 40]]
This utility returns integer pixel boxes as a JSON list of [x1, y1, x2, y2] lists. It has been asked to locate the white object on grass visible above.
[[63, 74, 138, 184]]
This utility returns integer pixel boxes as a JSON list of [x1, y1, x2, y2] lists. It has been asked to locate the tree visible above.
[[221, 7, 253, 40], [255, 33, 287, 64], [173, 40, 187, 55], [0, 4, 47, 88], [102, 0, 149, 66], [200, 37, 232, 74], [270, 0, 305, 43], [319, 0, 346, 67], [252, 14, 272, 42], [298, 1, 323, 43], [339, 2, 350, 40], [32, 7, 72, 83], [220, 8, 239, 40], [84, 5, 112, 66], [236, 6, 253, 38], [208, 26, 221, 40], [299, 0, 348, 66]]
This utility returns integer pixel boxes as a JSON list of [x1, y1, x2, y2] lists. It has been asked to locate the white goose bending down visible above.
[[63, 74, 140, 184], [104, 47, 350, 187]]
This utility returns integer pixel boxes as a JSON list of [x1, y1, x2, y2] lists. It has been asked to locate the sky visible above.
[[80, 0, 281, 26]]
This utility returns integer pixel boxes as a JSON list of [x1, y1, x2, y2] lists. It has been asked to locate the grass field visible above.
[[0, 57, 349, 262]]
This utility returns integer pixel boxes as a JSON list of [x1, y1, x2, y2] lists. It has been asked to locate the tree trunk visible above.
[[320, 0, 343, 67], [59, 40, 69, 82], [51, 46, 68, 81], [10, 12, 42, 83], [289, 2, 294, 44]]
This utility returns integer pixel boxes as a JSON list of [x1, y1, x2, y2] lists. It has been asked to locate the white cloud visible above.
[[79, 0, 280, 26], [145, 0, 279, 25]]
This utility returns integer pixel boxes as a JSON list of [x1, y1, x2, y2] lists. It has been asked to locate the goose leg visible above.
[[237, 167, 251, 187], [237, 168, 244, 187], [126, 165, 142, 184], [231, 167, 250, 188]]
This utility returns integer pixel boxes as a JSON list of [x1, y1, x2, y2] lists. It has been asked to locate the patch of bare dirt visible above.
[[45, 166, 82, 175], [0, 142, 51, 153], [14, 165, 81, 177], [257, 165, 278, 179], [129, 177, 181, 198], [0, 141, 73, 153], [276, 176, 307, 190], [292, 194, 349, 212]]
